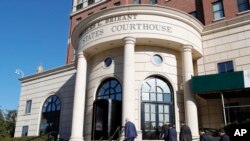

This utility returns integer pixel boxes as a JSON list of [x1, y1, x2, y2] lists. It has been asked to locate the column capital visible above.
[[77, 52, 84, 58], [182, 45, 193, 52], [123, 36, 136, 44]]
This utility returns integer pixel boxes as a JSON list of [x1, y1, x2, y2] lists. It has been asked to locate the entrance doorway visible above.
[[141, 76, 174, 140], [92, 78, 122, 140]]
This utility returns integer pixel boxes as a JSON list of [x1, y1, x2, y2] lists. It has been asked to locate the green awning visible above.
[[192, 71, 247, 94]]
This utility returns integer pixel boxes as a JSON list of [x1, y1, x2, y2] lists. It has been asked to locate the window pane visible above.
[[214, 11, 224, 20], [213, 3, 222, 11], [226, 61, 234, 72], [134, 0, 141, 4], [151, 114, 156, 121], [115, 84, 122, 93], [164, 94, 171, 102], [22, 126, 29, 137], [52, 103, 56, 111], [110, 95, 115, 100], [145, 113, 150, 121], [159, 114, 164, 122], [145, 104, 150, 112], [150, 93, 156, 101], [142, 82, 150, 92], [157, 79, 170, 93], [102, 82, 109, 90], [158, 105, 163, 113], [152, 54, 163, 65], [25, 100, 32, 113], [147, 79, 155, 87], [164, 114, 170, 122], [116, 94, 121, 101], [164, 105, 169, 113], [239, 4, 250, 12], [150, 86, 157, 93], [110, 88, 115, 94], [111, 80, 117, 87], [156, 87, 163, 93], [218, 63, 226, 73], [142, 92, 150, 101], [157, 93, 163, 102], [151, 104, 155, 113]]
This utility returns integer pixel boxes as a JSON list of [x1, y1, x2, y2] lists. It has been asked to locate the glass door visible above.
[[142, 103, 171, 139]]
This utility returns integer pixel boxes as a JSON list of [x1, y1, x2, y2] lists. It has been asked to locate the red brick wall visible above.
[[66, 0, 250, 63]]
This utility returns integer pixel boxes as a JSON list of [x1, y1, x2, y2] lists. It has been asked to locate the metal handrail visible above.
[[98, 136, 103, 141], [108, 126, 121, 141]]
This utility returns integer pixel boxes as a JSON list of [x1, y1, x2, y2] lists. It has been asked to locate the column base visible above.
[[69, 137, 83, 141]]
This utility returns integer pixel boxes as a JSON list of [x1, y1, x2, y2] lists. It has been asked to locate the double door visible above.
[[142, 103, 173, 140]]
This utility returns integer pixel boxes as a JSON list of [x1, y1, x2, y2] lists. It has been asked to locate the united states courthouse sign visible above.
[[72, 6, 203, 57]]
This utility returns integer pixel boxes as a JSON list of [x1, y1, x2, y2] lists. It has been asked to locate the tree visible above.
[[0, 108, 7, 138], [5, 110, 17, 137]]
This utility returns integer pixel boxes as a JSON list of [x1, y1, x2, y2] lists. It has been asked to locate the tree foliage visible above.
[[0, 107, 17, 138]]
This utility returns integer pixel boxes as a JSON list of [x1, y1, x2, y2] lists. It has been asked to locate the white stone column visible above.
[[182, 45, 199, 138], [70, 52, 87, 141], [122, 37, 136, 124]]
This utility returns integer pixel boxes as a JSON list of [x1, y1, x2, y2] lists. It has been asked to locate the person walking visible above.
[[179, 121, 192, 141], [168, 124, 177, 141], [161, 121, 170, 141], [199, 128, 211, 141], [218, 128, 230, 141], [124, 118, 137, 141]]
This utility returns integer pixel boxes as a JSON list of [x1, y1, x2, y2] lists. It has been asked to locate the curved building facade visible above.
[[70, 5, 203, 140]]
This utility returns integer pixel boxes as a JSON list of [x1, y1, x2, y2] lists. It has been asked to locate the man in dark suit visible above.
[[218, 128, 230, 141], [199, 128, 211, 141], [168, 124, 177, 141], [179, 121, 192, 141], [124, 118, 137, 141], [161, 121, 170, 141]]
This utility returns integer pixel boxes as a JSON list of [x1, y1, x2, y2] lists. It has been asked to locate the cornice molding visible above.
[[202, 13, 250, 35], [19, 64, 76, 83]]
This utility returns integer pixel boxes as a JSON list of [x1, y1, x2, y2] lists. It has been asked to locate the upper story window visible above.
[[76, 0, 103, 11], [189, 11, 197, 18], [25, 100, 32, 114], [134, 0, 141, 4], [212, 1, 225, 20], [22, 126, 29, 137], [237, 0, 250, 13], [114, 1, 121, 6], [217, 61, 234, 73], [88, 0, 95, 5], [76, 17, 82, 24], [150, 0, 157, 4]]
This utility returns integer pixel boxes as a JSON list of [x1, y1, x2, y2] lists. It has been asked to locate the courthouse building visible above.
[[15, 0, 250, 140]]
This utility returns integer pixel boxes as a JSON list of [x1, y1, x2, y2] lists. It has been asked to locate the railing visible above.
[[107, 126, 121, 141], [98, 136, 103, 141]]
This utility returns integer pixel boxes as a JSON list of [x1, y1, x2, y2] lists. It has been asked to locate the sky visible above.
[[0, 0, 72, 110]]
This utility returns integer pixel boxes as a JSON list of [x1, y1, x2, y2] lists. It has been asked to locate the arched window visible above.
[[40, 95, 61, 135], [141, 76, 174, 140], [96, 78, 122, 101]]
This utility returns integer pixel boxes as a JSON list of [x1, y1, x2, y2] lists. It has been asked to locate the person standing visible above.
[[218, 128, 230, 141], [161, 121, 170, 141], [199, 128, 211, 141], [179, 121, 192, 141], [124, 118, 137, 141], [168, 124, 177, 141]]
